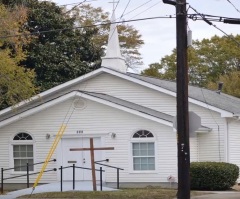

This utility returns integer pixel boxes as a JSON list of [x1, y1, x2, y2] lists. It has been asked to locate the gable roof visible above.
[[0, 67, 239, 120], [0, 90, 172, 128], [0, 89, 211, 132], [127, 73, 240, 115]]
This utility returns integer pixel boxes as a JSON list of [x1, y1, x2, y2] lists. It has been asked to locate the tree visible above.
[[24, 0, 105, 91], [70, 4, 144, 69], [2, 0, 104, 91], [1, 1, 144, 91], [142, 35, 240, 97], [0, 4, 37, 109]]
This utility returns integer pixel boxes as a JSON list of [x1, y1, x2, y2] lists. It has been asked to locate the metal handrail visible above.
[[1, 159, 56, 194], [95, 162, 124, 189], [2, 159, 56, 171], [95, 162, 124, 170], [58, 164, 105, 192], [3, 168, 57, 180]]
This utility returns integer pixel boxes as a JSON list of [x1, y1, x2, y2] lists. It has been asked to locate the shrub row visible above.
[[190, 162, 239, 190]]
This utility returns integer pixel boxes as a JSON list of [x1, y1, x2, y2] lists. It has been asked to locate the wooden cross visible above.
[[70, 138, 114, 191]]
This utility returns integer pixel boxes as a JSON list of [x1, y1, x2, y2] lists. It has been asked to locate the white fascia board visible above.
[[77, 92, 173, 127], [188, 98, 233, 117], [0, 68, 104, 116], [0, 91, 172, 128], [101, 68, 233, 117], [0, 92, 77, 128]]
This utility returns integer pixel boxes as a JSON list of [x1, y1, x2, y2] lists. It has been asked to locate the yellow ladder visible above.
[[32, 124, 67, 190]]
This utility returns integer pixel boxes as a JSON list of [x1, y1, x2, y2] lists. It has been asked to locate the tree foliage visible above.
[[1, 1, 144, 92], [71, 4, 144, 69], [142, 35, 240, 97], [17, 0, 104, 91], [0, 4, 37, 109]]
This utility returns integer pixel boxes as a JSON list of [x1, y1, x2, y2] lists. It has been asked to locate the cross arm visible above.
[[70, 147, 114, 151]]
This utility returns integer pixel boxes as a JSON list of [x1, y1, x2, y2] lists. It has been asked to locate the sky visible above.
[[50, 0, 240, 71]]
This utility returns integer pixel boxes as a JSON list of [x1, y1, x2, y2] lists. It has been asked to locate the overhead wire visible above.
[[64, 0, 87, 14], [226, 0, 240, 14], [120, 0, 132, 19], [108, 0, 132, 45], [119, 0, 154, 19], [0, 15, 177, 39], [129, 1, 161, 20], [57, 0, 97, 7], [187, 4, 237, 161], [113, 0, 120, 12], [189, 5, 240, 47]]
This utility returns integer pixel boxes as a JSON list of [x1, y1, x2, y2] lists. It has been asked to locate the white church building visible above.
[[0, 11, 240, 188]]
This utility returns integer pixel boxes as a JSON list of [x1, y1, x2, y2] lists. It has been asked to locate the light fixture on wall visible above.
[[110, 132, 116, 139], [46, 133, 51, 139]]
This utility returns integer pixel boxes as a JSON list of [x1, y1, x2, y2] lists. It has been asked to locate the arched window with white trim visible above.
[[132, 130, 155, 171], [12, 132, 34, 171]]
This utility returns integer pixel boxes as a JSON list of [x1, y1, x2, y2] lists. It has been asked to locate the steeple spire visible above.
[[101, 4, 127, 73]]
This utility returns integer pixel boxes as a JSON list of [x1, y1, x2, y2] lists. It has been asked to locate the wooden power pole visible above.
[[176, 0, 190, 198], [162, 0, 190, 198]]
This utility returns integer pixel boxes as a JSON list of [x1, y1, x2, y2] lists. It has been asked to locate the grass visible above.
[[18, 188, 206, 199]]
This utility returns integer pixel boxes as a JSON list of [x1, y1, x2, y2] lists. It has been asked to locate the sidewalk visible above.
[[0, 181, 117, 199], [192, 192, 240, 199]]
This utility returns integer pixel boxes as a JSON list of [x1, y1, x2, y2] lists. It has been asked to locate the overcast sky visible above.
[[51, 0, 240, 71]]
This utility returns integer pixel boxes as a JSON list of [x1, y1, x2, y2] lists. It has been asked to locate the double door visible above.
[[61, 137, 102, 181]]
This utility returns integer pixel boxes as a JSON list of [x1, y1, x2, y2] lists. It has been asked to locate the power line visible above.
[[0, 15, 176, 39], [113, 0, 120, 12], [189, 5, 240, 47], [0, 10, 237, 40], [64, 0, 87, 14], [130, 1, 161, 20], [108, 0, 131, 44], [57, 0, 97, 7], [120, 0, 131, 19], [226, 0, 240, 14], [119, 0, 154, 19]]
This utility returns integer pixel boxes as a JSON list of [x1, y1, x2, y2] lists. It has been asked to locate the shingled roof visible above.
[[126, 72, 240, 115]]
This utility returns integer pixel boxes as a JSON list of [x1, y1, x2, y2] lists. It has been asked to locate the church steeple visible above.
[[101, 8, 127, 73]]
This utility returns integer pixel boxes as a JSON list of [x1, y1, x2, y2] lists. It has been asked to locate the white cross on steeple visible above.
[[101, 0, 126, 73], [109, 0, 119, 12]]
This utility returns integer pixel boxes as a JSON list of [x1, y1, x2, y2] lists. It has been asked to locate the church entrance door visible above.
[[61, 137, 102, 181]]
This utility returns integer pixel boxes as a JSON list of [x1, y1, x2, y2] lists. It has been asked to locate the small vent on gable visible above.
[[73, 98, 86, 110]]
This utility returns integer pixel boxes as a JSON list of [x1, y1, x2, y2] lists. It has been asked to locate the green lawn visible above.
[[18, 188, 205, 199]]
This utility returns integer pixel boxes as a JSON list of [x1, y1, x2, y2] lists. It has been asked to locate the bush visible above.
[[190, 162, 239, 190]]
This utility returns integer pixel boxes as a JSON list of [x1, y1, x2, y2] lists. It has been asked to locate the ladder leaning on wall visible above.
[[31, 124, 67, 194]]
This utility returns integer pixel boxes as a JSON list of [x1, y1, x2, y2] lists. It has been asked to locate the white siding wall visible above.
[[62, 99, 178, 183], [228, 119, 240, 181], [74, 73, 177, 115], [189, 104, 226, 162], [0, 98, 178, 183], [0, 72, 229, 184], [73, 73, 226, 162]]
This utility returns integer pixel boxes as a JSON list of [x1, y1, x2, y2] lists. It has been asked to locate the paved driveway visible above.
[[192, 192, 240, 199]]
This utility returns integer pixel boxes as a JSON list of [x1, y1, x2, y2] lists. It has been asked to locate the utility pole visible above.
[[162, 0, 190, 199], [176, 0, 190, 198]]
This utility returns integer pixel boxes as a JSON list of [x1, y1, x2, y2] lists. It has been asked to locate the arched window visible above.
[[13, 133, 33, 140], [132, 130, 154, 138], [12, 132, 34, 172], [132, 130, 155, 171]]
